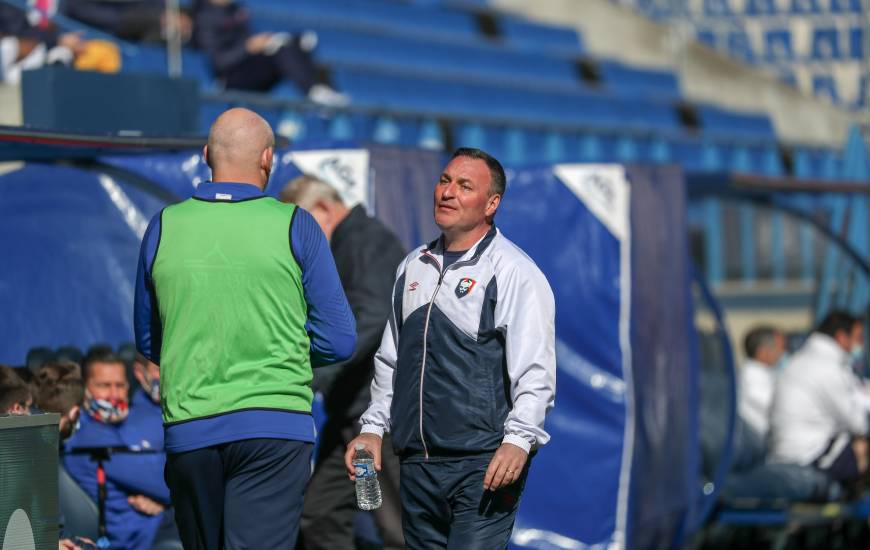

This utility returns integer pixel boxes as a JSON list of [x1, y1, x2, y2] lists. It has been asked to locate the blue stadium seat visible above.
[[418, 118, 444, 150], [696, 29, 718, 49], [704, 0, 734, 16], [695, 104, 776, 140], [672, 140, 708, 172], [648, 137, 672, 164], [635, 0, 675, 19], [596, 60, 681, 99], [764, 29, 794, 60], [281, 26, 581, 89], [613, 135, 641, 162], [811, 27, 843, 59], [122, 47, 215, 87], [829, 0, 861, 11], [121, 46, 168, 75], [269, 81, 305, 100], [498, 16, 583, 55], [578, 133, 605, 162], [791, 0, 822, 13], [727, 31, 756, 63], [756, 145, 784, 176], [856, 74, 870, 108], [332, 68, 680, 131], [791, 147, 814, 179], [812, 74, 839, 102], [777, 69, 798, 88], [746, 0, 777, 15], [850, 28, 864, 59], [245, 0, 479, 39], [730, 145, 753, 172], [542, 130, 567, 163], [453, 122, 487, 150]]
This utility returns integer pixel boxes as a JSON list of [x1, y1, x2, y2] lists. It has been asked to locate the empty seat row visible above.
[[330, 67, 682, 132], [694, 104, 777, 140], [697, 0, 861, 15], [244, 0, 479, 39], [200, 97, 793, 175], [701, 26, 864, 61]]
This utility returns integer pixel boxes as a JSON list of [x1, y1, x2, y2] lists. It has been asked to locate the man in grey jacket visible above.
[[281, 175, 406, 550], [346, 148, 557, 549]]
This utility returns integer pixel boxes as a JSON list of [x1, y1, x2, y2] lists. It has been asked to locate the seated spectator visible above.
[[63, 0, 191, 44], [63, 349, 172, 550], [769, 311, 869, 491], [0, 3, 120, 84], [191, 0, 348, 106], [31, 362, 91, 550], [32, 361, 84, 439], [0, 363, 32, 414], [738, 325, 785, 440]]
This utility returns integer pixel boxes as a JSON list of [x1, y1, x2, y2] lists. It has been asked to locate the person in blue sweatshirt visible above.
[[63, 349, 170, 550]]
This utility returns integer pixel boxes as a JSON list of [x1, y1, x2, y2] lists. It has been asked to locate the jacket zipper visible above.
[[418, 252, 447, 460], [418, 249, 482, 459]]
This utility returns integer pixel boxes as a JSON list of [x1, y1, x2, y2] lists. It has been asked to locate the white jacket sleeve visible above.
[[359, 261, 405, 437], [495, 263, 557, 453], [825, 368, 870, 436]]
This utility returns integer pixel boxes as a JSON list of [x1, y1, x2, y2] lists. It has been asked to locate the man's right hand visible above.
[[344, 433, 382, 481]]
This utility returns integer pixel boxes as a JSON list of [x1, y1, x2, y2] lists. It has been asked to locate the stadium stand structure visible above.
[[620, 0, 870, 110], [59, 0, 847, 183]]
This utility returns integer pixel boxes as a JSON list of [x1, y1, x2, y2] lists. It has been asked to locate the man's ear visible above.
[[485, 193, 501, 218], [203, 145, 210, 168], [262, 147, 274, 175]]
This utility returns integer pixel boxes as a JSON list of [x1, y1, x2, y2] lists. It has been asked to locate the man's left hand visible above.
[[483, 442, 528, 491], [127, 494, 164, 516]]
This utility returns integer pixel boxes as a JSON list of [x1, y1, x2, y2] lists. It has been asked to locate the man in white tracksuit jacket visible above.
[[769, 311, 869, 487], [344, 148, 557, 549], [738, 325, 786, 440]]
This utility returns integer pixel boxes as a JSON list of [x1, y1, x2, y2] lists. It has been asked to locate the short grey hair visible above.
[[279, 174, 343, 210]]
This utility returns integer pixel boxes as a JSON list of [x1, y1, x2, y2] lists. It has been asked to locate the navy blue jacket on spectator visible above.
[[191, 0, 250, 75], [63, 388, 168, 550], [192, 0, 317, 92], [0, 3, 59, 46]]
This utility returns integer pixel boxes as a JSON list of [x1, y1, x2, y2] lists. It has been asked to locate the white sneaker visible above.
[[308, 83, 350, 107]]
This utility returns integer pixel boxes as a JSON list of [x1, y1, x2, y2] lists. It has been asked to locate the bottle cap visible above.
[[355, 443, 365, 451]]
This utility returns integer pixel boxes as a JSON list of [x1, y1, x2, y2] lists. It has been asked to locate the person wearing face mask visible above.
[[738, 326, 787, 441], [62, 350, 173, 550], [769, 311, 870, 491]]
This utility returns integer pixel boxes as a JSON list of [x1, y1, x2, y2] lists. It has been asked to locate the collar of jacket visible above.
[[192, 181, 265, 202], [421, 225, 498, 268], [805, 332, 851, 366], [331, 204, 368, 249]]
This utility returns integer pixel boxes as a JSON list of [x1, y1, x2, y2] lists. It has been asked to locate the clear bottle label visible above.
[[354, 462, 375, 479]]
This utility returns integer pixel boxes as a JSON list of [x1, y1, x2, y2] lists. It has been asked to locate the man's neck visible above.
[[442, 223, 491, 252], [210, 172, 264, 189]]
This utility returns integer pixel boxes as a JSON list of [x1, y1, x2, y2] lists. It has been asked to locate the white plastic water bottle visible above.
[[353, 443, 382, 510]]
